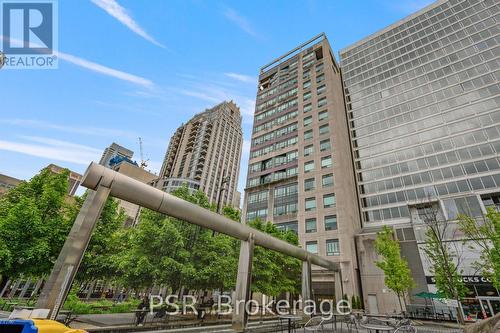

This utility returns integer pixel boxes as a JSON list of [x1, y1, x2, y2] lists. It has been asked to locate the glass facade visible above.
[[340, 0, 500, 224]]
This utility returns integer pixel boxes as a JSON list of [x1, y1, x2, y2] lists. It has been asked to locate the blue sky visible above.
[[0, 0, 434, 202]]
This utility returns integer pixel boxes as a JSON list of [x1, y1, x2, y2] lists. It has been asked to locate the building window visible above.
[[326, 239, 340, 256], [322, 173, 334, 187], [324, 215, 337, 231], [317, 85, 326, 95], [304, 144, 314, 156], [304, 130, 313, 140], [443, 196, 483, 219], [304, 116, 312, 127], [481, 193, 500, 212], [318, 97, 327, 108], [319, 124, 329, 135], [273, 202, 298, 217], [320, 139, 331, 151], [304, 92, 311, 101], [303, 80, 311, 89], [303, 69, 311, 80], [306, 241, 318, 254], [304, 104, 312, 113], [304, 178, 315, 191], [318, 110, 328, 121], [321, 156, 332, 169], [305, 197, 316, 211], [276, 221, 298, 234], [323, 193, 336, 208], [304, 161, 315, 173], [306, 218, 317, 233], [316, 73, 325, 83]]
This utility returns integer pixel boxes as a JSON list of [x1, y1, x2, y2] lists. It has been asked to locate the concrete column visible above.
[[0, 279, 11, 298], [334, 270, 344, 302], [231, 234, 254, 332], [36, 185, 111, 319], [86, 281, 96, 300], [19, 278, 32, 298], [301, 260, 312, 307]]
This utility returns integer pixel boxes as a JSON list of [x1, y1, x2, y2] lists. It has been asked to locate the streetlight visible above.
[[216, 174, 231, 214], [213, 173, 230, 236]]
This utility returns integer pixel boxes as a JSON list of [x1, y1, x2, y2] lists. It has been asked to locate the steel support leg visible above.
[[302, 260, 312, 308], [232, 235, 254, 332], [35, 185, 110, 319]]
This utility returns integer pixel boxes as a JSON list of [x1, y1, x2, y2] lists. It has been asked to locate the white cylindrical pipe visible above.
[[82, 162, 338, 270]]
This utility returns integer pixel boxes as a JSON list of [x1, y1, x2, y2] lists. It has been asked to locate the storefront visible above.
[[426, 275, 500, 320]]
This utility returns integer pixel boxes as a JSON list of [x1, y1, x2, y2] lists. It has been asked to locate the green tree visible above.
[[420, 206, 467, 324], [374, 226, 415, 312], [76, 196, 126, 282], [222, 205, 241, 222], [0, 168, 77, 283], [458, 208, 500, 290], [113, 209, 186, 290], [249, 219, 301, 296]]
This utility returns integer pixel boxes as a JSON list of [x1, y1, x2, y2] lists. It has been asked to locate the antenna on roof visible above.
[[138, 137, 149, 169]]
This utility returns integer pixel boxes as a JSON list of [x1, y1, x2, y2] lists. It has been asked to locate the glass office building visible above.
[[340, 0, 499, 316]]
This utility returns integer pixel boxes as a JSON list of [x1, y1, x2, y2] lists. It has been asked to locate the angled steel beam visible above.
[[36, 184, 111, 318], [82, 162, 339, 271], [38, 162, 339, 320]]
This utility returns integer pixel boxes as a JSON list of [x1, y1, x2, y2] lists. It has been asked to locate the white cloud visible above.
[[0, 119, 138, 139], [242, 139, 251, 158], [0, 136, 101, 165], [91, 0, 165, 48], [0, 35, 154, 87], [176, 82, 256, 124], [223, 8, 259, 38], [224, 72, 257, 84], [57, 51, 154, 88]]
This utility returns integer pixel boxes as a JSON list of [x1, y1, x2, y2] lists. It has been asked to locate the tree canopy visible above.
[[458, 208, 500, 290], [374, 226, 415, 311], [1, 178, 302, 299], [0, 168, 77, 279]]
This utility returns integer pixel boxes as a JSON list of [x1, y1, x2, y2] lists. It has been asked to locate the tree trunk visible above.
[[8, 279, 22, 298], [456, 298, 465, 325], [31, 279, 44, 299], [0, 278, 11, 298], [86, 280, 96, 300], [397, 292, 403, 313], [19, 278, 32, 298]]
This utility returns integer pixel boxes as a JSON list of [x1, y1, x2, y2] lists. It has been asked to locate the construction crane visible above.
[[138, 137, 149, 168]]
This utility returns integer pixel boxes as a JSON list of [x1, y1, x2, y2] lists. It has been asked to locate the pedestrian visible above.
[[135, 296, 149, 326]]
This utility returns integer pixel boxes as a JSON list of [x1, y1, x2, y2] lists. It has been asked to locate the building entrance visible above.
[[478, 297, 500, 318]]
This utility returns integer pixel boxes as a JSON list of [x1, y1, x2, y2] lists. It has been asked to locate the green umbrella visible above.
[[413, 292, 445, 316], [414, 292, 444, 299]]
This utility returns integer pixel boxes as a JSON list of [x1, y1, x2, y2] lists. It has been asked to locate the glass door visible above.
[[478, 297, 500, 317], [489, 299, 500, 315], [480, 299, 493, 318]]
